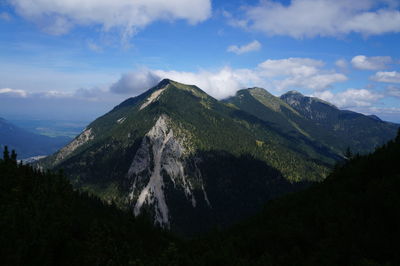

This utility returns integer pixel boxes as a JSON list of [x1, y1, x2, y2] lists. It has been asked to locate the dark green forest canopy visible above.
[[186, 128, 400, 265], [0, 146, 177, 266]]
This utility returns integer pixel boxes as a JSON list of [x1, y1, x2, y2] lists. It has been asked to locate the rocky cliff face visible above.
[[127, 115, 210, 228], [54, 128, 94, 164]]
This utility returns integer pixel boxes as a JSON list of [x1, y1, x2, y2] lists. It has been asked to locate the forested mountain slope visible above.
[[4, 129, 399, 265], [0, 147, 175, 266], [38, 79, 336, 234], [187, 129, 400, 265], [225, 88, 398, 156]]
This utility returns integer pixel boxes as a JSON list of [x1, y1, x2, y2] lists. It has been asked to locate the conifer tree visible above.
[[3, 146, 9, 162], [11, 150, 17, 164]]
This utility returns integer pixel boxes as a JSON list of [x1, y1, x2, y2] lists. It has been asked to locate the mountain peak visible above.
[[280, 90, 337, 109], [281, 90, 304, 98], [248, 87, 273, 95], [157, 78, 173, 87]]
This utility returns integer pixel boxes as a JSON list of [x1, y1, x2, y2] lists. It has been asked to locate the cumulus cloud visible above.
[[227, 40, 261, 55], [10, 0, 211, 39], [351, 55, 393, 70], [109, 67, 262, 99], [258, 58, 347, 91], [109, 57, 347, 99], [371, 71, 400, 83], [154, 67, 264, 99], [314, 88, 383, 108], [275, 73, 348, 91], [234, 0, 400, 38], [110, 68, 161, 94], [258, 58, 323, 77], [0, 88, 28, 97]]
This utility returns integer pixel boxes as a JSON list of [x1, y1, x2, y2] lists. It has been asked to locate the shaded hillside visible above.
[[0, 117, 70, 159], [0, 148, 175, 266], [186, 128, 400, 265], [3, 128, 399, 265]]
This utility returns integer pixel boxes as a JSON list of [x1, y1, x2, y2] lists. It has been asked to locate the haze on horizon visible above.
[[1, 0, 400, 123]]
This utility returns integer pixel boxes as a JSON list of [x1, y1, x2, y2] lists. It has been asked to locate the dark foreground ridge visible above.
[[0, 146, 175, 266]]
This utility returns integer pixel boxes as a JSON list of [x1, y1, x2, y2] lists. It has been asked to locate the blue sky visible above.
[[0, 0, 400, 122]]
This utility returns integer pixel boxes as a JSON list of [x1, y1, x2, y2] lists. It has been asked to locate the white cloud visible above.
[[371, 71, 400, 83], [110, 68, 161, 95], [276, 73, 348, 91], [110, 67, 262, 99], [258, 58, 347, 91], [10, 0, 211, 39], [154, 67, 263, 99], [351, 55, 392, 70], [0, 88, 27, 97], [258, 58, 323, 77], [110, 57, 347, 99], [314, 88, 383, 108], [227, 40, 261, 55], [34, 90, 73, 98], [235, 0, 400, 38]]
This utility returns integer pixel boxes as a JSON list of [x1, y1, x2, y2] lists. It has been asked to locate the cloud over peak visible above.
[[110, 68, 161, 95], [108, 57, 347, 99]]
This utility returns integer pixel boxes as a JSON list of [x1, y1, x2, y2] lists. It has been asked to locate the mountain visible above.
[[0, 117, 71, 159], [39, 79, 340, 234], [280, 90, 398, 153], [225, 88, 398, 155], [5, 126, 400, 265], [188, 129, 400, 265]]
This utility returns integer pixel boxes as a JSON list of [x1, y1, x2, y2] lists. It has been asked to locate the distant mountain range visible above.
[[226, 88, 398, 155], [0, 117, 70, 159], [38, 79, 398, 234]]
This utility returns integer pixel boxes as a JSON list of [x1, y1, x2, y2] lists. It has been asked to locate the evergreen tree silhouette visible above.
[[11, 150, 17, 164], [3, 145, 9, 162]]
